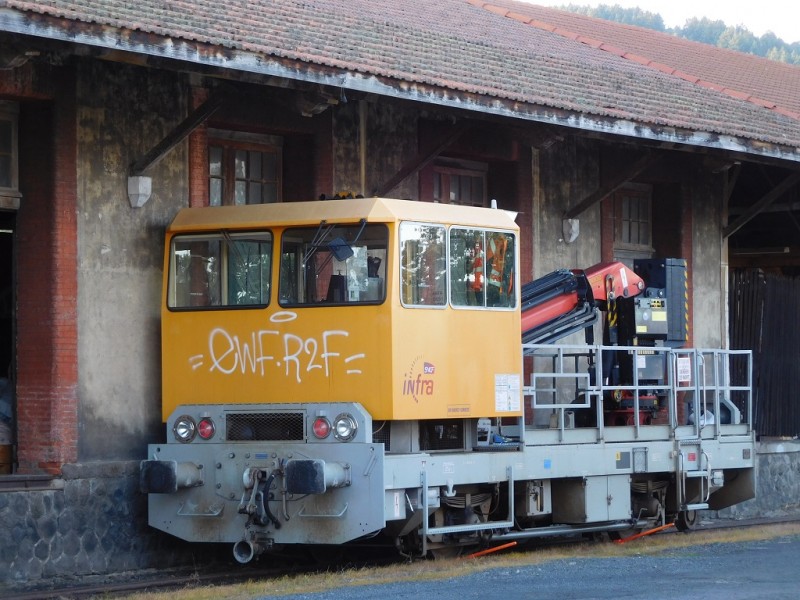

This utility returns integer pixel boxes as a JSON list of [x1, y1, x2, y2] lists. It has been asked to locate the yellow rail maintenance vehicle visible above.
[[141, 197, 756, 562]]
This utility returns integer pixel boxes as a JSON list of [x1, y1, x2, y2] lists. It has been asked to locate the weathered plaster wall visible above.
[[690, 172, 725, 348], [76, 61, 188, 460], [534, 136, 602, 278], [332, 99, 418, 199]]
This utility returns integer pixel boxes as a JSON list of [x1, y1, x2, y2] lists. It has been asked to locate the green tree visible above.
[[676, 17, 726, 45], [555, 3, 800, 65], [718, 26, 758, 54], [563, 3, 664, 30]]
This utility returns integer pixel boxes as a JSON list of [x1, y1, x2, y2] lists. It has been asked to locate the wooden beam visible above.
[[129, 90, 227, 176], [723, 171, 800, 238], [564, 151, 661, 219], [723, 162, 741, 206], [373, 122, 470, 197]]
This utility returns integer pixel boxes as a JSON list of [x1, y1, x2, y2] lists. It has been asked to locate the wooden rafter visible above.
[[129, 90, 227, 176], [563, 151, 662, 220], [723, 171, 800, 239], [373, 122, 470, 197]]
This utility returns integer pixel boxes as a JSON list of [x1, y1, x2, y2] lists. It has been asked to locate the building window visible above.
[[0, 101, 20, 210], [614, 184, 653, 260], [208, 130, 282, 206], [425, 160, 487, 206]]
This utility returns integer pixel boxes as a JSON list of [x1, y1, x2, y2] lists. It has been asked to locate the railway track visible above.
[[5, 517, 797, 600]]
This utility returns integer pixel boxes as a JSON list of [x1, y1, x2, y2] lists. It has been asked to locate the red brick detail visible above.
[[14, 68, 79, 474], [314, 113, 334, 196], [188, 86, 210, 207]]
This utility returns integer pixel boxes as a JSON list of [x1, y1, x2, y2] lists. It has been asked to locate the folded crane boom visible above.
[[521, 261, 644, 344]]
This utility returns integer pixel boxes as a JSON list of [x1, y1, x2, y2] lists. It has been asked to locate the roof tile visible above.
[[3, 0, 800, 149]]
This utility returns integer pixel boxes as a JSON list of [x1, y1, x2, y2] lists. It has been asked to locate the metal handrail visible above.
[[522, 343, 753, 437]]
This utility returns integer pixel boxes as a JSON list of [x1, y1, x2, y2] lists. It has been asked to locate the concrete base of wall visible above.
[[2, 441, 799, 591], [0, 461, 222, 593], [712, 439, 800, 520]]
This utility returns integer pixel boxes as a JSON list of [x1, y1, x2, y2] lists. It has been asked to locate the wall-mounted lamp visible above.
[[127, 175, 152, 208], [562, 218, 580, 244]]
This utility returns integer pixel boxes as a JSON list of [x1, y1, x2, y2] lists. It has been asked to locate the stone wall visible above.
[[715, 440, 800, 520], [0, 462, 214, 594]]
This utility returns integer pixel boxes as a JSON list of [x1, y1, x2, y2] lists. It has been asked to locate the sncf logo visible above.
[[402, 356, 436, 403]]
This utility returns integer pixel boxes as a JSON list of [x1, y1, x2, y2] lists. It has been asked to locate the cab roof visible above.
[[167, 198, 520, 233]]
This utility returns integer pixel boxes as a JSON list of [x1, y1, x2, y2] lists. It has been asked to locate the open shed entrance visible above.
[[0, 210, 14, 473]]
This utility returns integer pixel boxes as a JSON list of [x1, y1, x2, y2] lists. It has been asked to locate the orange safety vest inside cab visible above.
[[488, 235, 507, 292], [471, 242, 484, 291]]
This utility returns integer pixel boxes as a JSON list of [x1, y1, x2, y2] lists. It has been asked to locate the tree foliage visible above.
[[556, 4, 800, 65], [562, 3, 665, 31]]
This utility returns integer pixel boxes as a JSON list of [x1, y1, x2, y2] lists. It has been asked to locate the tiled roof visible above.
[[3, 0, 800, 154], [481, 1, 800, 120]]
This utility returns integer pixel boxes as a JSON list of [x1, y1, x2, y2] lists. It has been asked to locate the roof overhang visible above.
[[2, 7, 800, 164]]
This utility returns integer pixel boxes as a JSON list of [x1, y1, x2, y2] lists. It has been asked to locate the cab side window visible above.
[[449, 228, 515, 309], [168, 232, 272, 309], [279, 224, 388, 306], [400, 222, 447, 307]]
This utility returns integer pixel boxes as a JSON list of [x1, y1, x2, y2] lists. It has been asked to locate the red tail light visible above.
[[197, 417, 216, 440], [312, 417, 331, 439]]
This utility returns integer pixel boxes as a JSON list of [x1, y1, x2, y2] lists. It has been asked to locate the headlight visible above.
[[333, 413, 358, 442], [173, 415, 197, 443]]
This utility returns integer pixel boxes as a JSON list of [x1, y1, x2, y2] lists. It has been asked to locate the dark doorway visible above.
[[0, 210, 14, 473]]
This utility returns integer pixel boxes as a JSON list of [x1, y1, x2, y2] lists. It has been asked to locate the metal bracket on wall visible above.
[[563, 151, 662, 220], [127, 89, 227, 207]]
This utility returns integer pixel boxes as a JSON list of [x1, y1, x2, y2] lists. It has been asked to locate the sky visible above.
[[525, 1, 800, 44]]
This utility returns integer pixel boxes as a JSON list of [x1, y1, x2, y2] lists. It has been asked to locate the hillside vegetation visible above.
[[561, 3, 800, 65]]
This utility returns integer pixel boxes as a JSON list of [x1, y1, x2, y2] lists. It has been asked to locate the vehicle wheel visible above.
[[674, 509, 698, 532]]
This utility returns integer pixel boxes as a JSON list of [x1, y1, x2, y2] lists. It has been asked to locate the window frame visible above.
[[399, 221, 517, 311], [278, 223, 389, 308], [422, 159, 488, 207], [0, 101, 20, 210], [166, 230, 273, 311], [448, 226, 517, 310], [399, 221, 448, 309], [613, 184, 654, 261], [208, 129, 283, 206]]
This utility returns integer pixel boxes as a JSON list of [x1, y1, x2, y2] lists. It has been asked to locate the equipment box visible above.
[[552, 475, 631, 523]]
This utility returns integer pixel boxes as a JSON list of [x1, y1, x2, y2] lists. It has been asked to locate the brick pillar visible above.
[[188, 86, 209, 208], [15, 71, 79, 475]]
